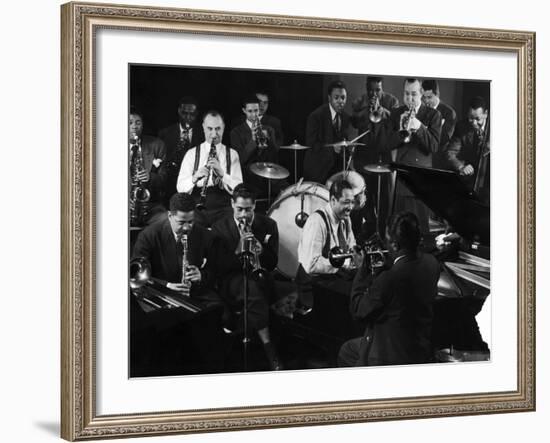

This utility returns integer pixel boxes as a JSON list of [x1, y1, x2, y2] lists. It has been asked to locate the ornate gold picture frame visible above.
[[61, 1, 535, 440]]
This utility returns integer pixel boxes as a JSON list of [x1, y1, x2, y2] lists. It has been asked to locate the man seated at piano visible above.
[[296, 179, 363, 304], [132, 192, 224, 310], [211, 184, 283, 371], [338, 211, 440, 367]]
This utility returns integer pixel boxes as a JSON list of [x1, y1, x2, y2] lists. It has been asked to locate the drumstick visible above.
[[350, 129, 370, 144]]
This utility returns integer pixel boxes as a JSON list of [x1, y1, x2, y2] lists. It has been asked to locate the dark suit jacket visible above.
[[437, 101, 457, 151], [381, 104, 442, 168], [447, 119, 490, 196], [132, 219, 219, 294], [230, 122, 279, 168], [349, 251, 440, 366], [234, 114, 284, 146], [158, 123, 203, 161], [211, 214, 279, 276], [303, 104, 351, 183], [132, 135, 166, 202]]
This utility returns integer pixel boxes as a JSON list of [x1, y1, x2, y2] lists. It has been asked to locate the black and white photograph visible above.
[[128, 64, 491, 377]]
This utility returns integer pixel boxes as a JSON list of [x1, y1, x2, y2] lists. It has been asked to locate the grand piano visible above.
[[392, 163, 491, 362]]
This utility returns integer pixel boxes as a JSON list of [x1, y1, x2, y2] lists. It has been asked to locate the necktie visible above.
[[334, 113, 341, 133], [337, 221, 347, 249]]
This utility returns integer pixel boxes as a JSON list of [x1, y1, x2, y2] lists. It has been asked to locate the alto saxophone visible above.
[[197, 143, 218, 210], [129, 135, 151, 225]]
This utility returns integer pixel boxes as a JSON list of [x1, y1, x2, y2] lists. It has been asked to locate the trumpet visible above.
[[328, 244, 388, 273], [238, 218, 267, 280], [197, 143, 218, 210], [398, 105, 416, 143], [368, 96, 383, 123], [253, 117, 269, 150]]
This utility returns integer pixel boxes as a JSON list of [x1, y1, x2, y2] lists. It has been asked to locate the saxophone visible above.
[[129, 135, 151, 225], [197, 143, 218, 210], [180, 230, 190, 286]]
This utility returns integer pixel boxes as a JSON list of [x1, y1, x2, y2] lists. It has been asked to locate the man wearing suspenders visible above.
[[177, 111, 243, 227]]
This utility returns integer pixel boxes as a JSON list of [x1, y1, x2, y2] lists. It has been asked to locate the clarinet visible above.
[[197, 143, 217, 210], [181, 231, 190, 286]]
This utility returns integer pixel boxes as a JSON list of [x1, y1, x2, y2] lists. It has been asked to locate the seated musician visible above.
[[177, 110, 243, 227], [158, 96, 204, 204], [447, 96, 490, 205], [230, 95, 281, 196], [338, 211, 440, 367], [377, 78, 442, 235], [303, 80, 352, 183], [297, 179, 363, 305], [211, 184, 283, 371], [131, 192, 224, 310], [129, 107, 167, 226]]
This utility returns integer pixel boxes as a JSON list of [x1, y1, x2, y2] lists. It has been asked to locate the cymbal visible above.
[[249, 162, 290, 180], [324, 140, 366, 148], [280, 142, 311, 151], [363, 163, 392, 173]]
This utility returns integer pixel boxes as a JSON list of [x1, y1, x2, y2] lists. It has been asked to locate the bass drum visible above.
[[267, 182, 329, 279]]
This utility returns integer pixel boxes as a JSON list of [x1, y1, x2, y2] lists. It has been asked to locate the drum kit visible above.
[[249, 131, 394, 278]]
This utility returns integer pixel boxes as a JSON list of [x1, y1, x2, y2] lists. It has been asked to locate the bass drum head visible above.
[[267, 182, 329, 279]]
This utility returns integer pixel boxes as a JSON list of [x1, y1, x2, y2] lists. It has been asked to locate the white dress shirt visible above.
[[176, 142, 243, 194], [298, 203, 356, 275]]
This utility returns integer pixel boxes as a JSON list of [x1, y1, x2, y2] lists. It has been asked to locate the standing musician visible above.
[[131, 193, 224, 309], [351, 77, 399, 237], [379, 78, 442, 235], [351, 75, 399, 136], [177, 111, 243, 227], [338, 212, 440, 367], [256, 90, 285, 146], [129, 108, 167, 226], [447, 96, 490, 205], [421, 79, 457, 169], [158, 96, 204, 204], [211, 184, 283, 370], [297, 179, 363, 302], [303, 80, 352, 184], [230, 95, 280, 195]]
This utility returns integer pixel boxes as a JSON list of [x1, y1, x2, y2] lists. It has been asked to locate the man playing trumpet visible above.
[[177, 111, 243, 227], [230, 95, 281, 197], [379, 78, 442, 235], [212, 184, 282, 370]]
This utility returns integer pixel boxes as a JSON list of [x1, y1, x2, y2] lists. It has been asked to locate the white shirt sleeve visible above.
[[298, 212, 338, 275], [221, 148, 243, 194], [177, 147, 198, 193]]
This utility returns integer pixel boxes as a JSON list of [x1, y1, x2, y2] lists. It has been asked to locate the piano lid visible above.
[[392, 164, 490, 246]]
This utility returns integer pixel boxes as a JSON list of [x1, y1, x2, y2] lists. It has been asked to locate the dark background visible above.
[[130, 64, 490, 178]]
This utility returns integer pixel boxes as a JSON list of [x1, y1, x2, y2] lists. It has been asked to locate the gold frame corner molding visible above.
[[60, 1, 535, 441]]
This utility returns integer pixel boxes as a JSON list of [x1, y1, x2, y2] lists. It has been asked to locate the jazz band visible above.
[[130, 75, 490, 372]]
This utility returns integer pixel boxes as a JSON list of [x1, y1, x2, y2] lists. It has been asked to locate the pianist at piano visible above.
[[338, 211, 440, 367]]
